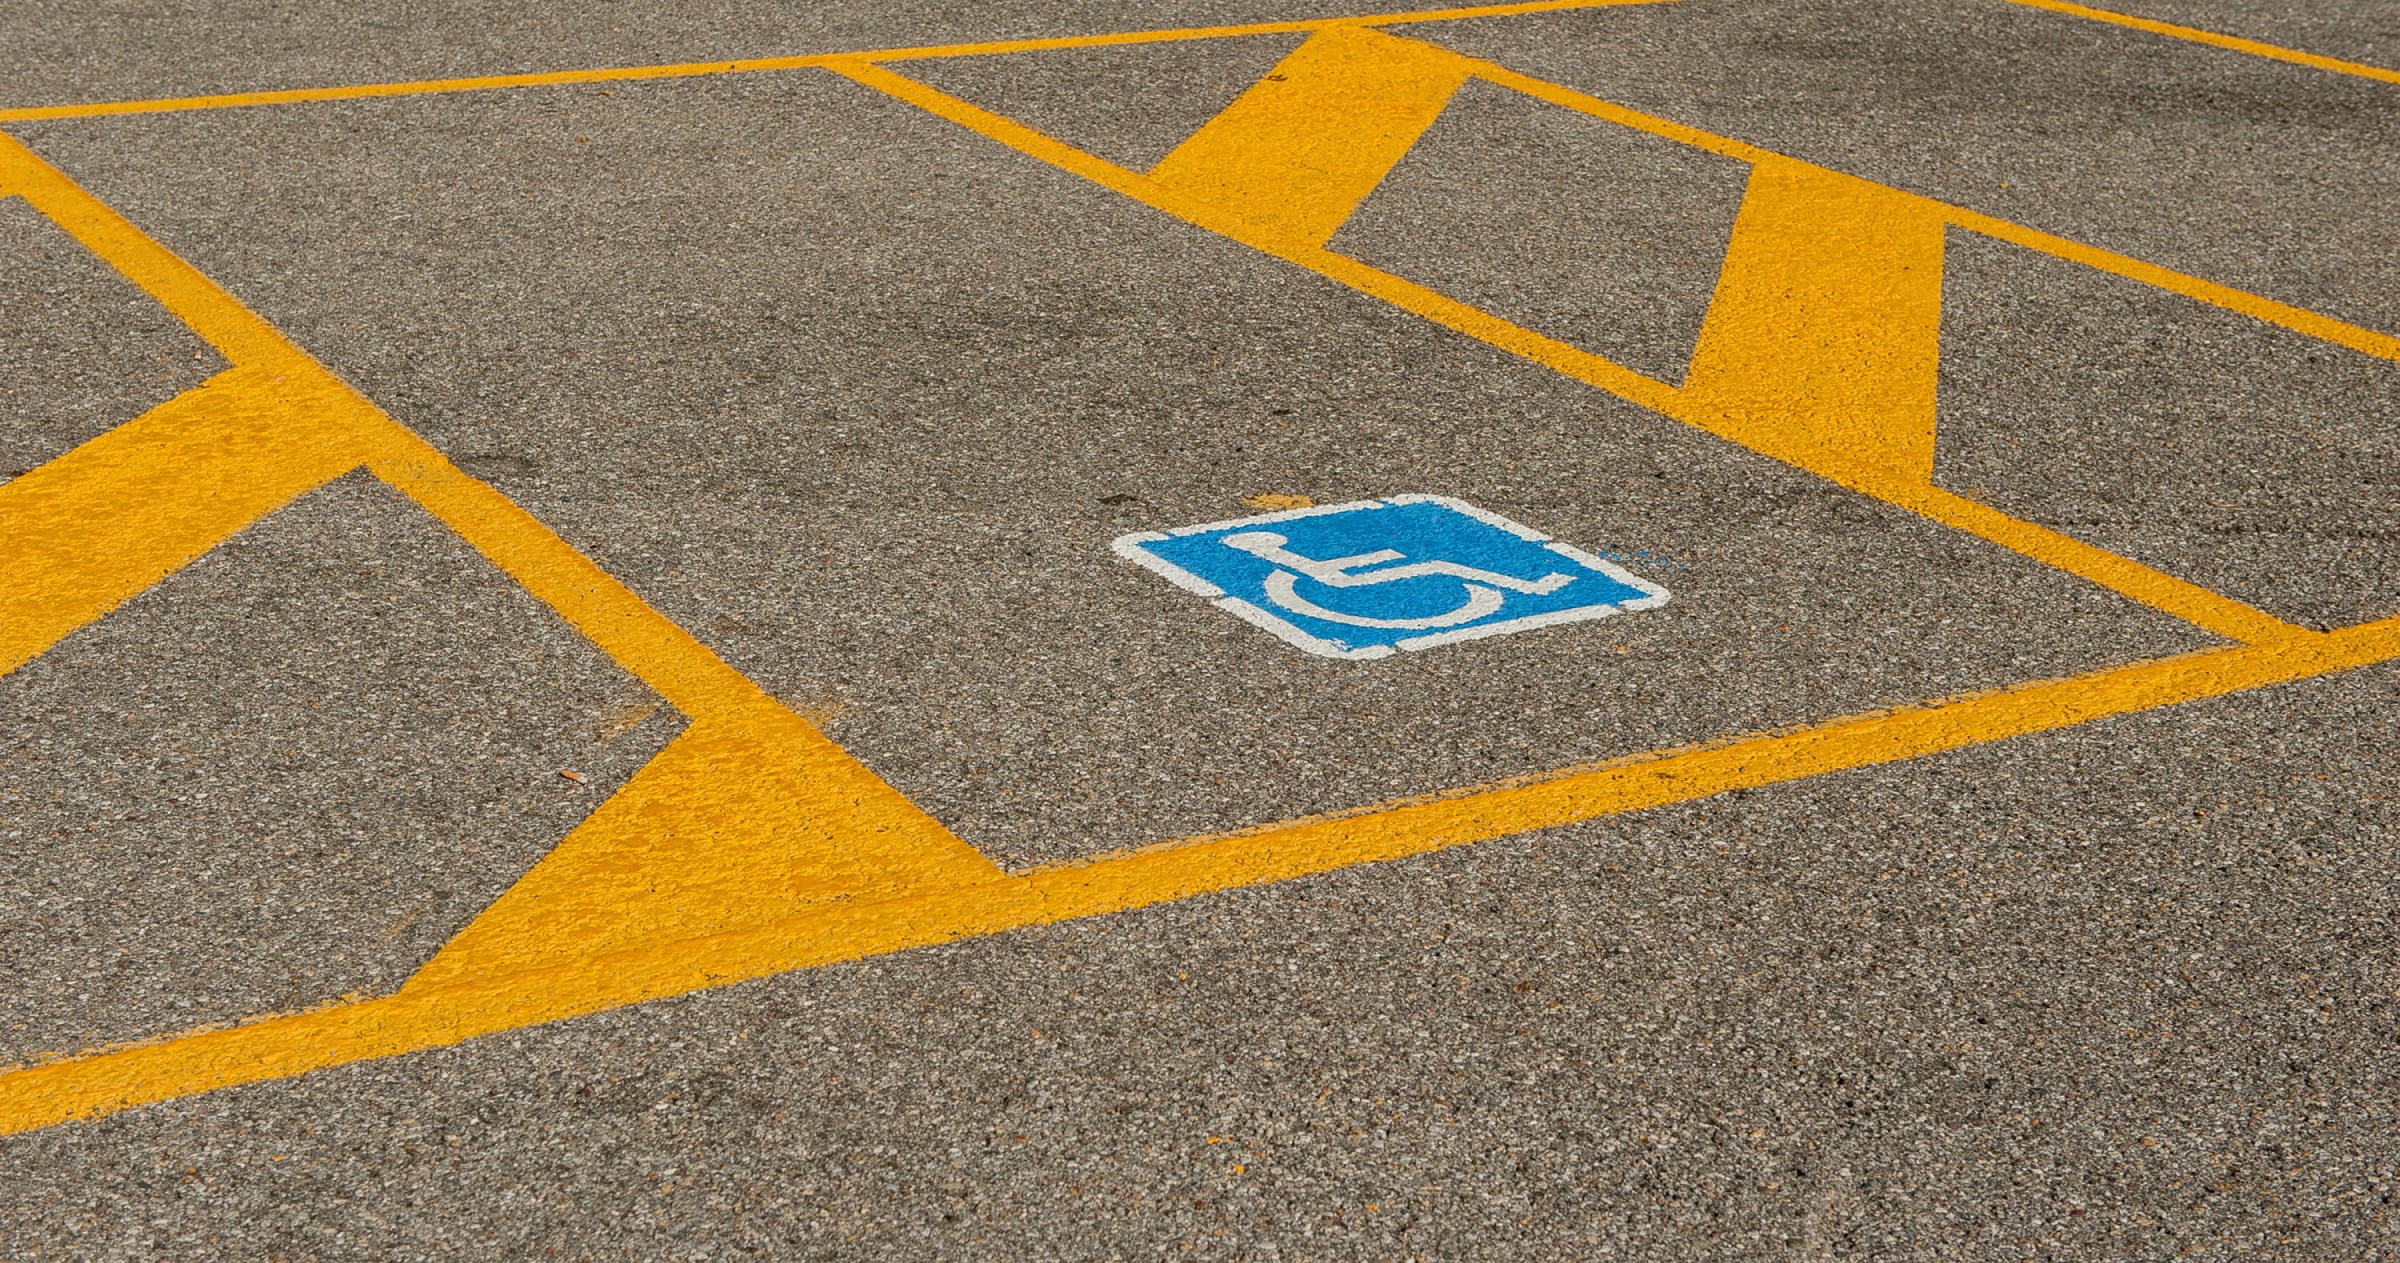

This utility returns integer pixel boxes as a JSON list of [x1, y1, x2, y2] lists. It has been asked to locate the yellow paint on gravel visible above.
[[0, 367, 365, 674], [404, 714, 1002, 992], [0, 129, 995, 1126], [1150, 27, 1470, 246], [3, 0, 2397, 1134], [7, 621, 2398, 1137], [1678, 159, 1947, 487]]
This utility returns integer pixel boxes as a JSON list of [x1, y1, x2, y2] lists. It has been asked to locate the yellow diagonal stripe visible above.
[[1148, 25, 1470, 246], [0, 367, 371, 673], [1669, 158, 2305, 646], [1678, 158, 1949, 485]]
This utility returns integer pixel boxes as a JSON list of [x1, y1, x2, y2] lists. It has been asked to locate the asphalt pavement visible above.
[[3, 0, 2396, 1258]]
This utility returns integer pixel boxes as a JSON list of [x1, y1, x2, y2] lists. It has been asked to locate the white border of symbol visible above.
[[1111, 493, 1672, 660]]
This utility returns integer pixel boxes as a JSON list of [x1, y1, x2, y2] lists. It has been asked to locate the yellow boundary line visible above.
[[8, 619, 2396, 1135], [1999, 0, 2400, 86], [0, 0, 1667, 123]]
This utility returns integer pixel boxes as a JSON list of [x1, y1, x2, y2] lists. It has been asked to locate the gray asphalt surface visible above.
[[0, 196, 221, 479], [3, 0, 2397, 1258]]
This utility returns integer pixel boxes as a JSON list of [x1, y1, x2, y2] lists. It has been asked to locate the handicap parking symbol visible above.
[[1114, 494, 1669, 659]]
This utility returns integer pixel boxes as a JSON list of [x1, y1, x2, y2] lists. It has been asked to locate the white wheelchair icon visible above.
[[1219, 530, 1576, 630]]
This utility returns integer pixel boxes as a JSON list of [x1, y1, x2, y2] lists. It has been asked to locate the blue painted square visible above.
[[1113, 494, 1669, 659]]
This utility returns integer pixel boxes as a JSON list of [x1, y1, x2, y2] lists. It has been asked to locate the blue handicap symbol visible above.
[[1114, 494, 1669, 659]]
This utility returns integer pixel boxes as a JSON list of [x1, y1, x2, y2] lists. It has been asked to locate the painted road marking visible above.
[[2, 0, 2398, 1133], [1115, 495, 1667, 658]]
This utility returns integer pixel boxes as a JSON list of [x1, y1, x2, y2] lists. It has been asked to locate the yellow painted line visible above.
[[365, 439, 773, 723], [0, 141, 297, 365], [1997, 0, 2400, 86], [1678, 157, 1949, 485], [1472, 61, 1775, 164], [1895, 485, 2305, 645], [1033, 615, 2400, 902], [865, 0, 1672, 60], [7, 614, 2398, 1136], [837, 55, 2316, 645], [0, 0, 1672, 124]]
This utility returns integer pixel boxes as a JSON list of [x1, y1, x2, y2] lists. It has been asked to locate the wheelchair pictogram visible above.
[[1115, 494, 1669, 658]]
